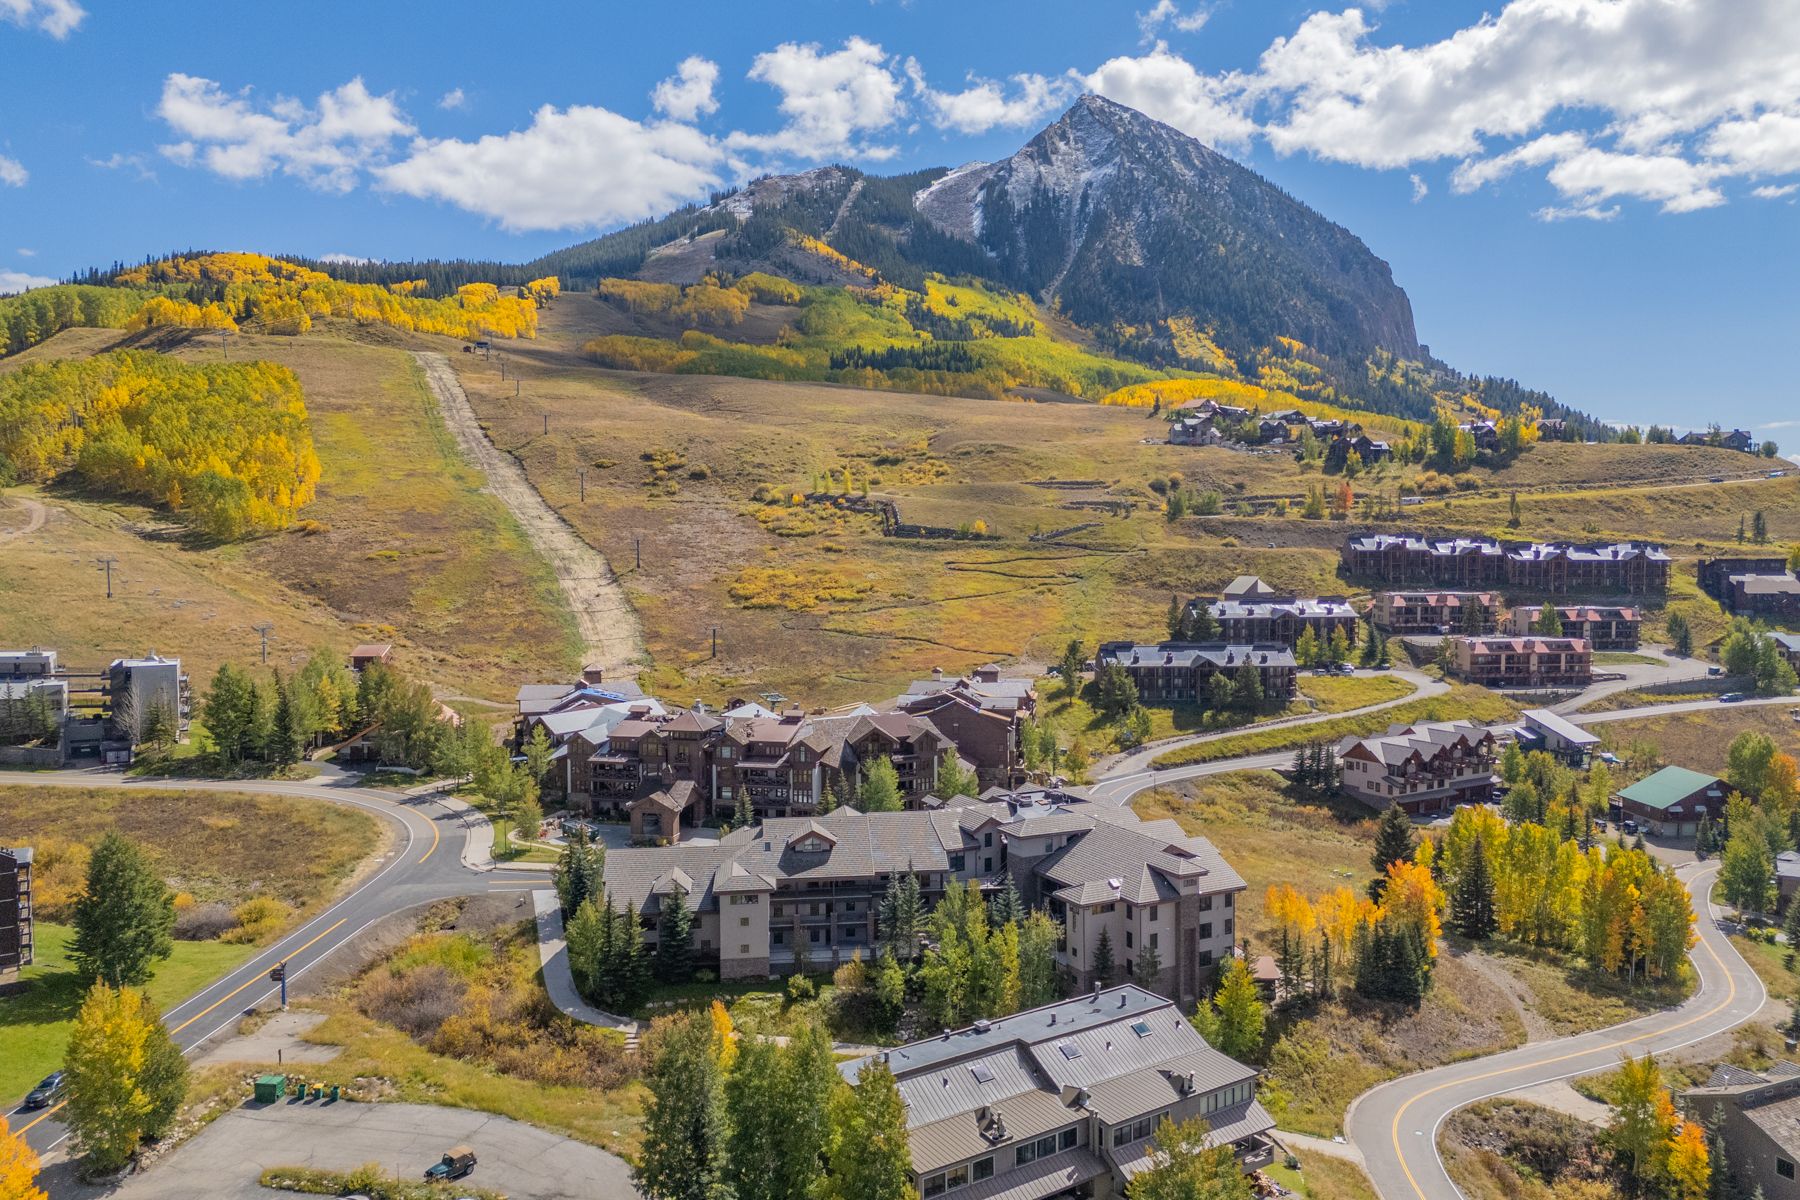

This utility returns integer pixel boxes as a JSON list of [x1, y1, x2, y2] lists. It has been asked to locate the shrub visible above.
[[359, 963, 469, 1038], [175, 902, 239, 941], [221, 895, 291, 944], [786, 973, 816, 1002]]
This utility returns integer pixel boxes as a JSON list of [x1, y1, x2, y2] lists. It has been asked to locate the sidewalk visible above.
[[531, 889, 639, 1035]]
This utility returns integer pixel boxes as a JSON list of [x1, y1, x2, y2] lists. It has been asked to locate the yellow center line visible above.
[[418, 806, 441, 864], [1389, 867, 1734, 1200], [14, 1100, 65, 1135], [169, 918, 346, 1036]]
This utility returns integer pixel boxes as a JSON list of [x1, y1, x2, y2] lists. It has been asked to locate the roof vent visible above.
[[1118, 994, 1128, 1008], [942, 1028, 953, 1040], [973, 1019, 992, 1034], [1091, 981, 1102, 1000], [1049, 1012, 1057, 1026]]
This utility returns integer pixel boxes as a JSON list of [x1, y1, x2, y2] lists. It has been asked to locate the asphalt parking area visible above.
[[99, 1100, 637, 1199]]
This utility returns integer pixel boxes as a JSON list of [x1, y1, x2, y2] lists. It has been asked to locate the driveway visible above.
[[82, 1101, 638, 1200]]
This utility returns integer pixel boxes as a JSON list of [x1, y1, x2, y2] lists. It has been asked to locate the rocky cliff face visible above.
[[915, 95, 1420, 363]]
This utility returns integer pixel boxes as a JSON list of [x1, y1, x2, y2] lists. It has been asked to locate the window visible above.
[[1016, 1134, 1058, 1166], [1224, 894, 1234, 908], [1199, 922, 1212, 939], [946, 1165, 968, 1189], [740, 916, 750, 927], [1149, 907, 1160, 922], [810, 929, 823, 943], [972, 1158, 994, 1183], [924, 1173, 947, 1197], [1199, 948, 1213, 966], [1149, 932, 1159, 950], [970, 1063, 996, 1084], [1199, 895, 1213, 912], [739, 943, 749, 954], [983, 857, 993, 872], [1057, 1040, 1082, 1060], [773, 930, 785, 945], [842, 925, 859, 939], [1125, 930, 1134, 949], [984, 832, 994, 847], [1130, 1020, 1152, 1038], [1058, 1127, 1077, 1151], [1780, 1160, 1797, 1182], [949, 854, 965, 871]]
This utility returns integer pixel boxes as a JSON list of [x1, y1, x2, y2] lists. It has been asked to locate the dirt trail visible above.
[[0, 494, 47, 542], [413, 351, 644, 677]]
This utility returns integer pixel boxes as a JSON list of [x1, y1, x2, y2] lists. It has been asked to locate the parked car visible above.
[[1335, 663, 1355, 675], [425, 1147, 477, 1182], [22, 1071, 65, 1109], [1707, 666, 1724, 676], [1622, 818, 1640, 835], [1710, 476, 1726, 483], [1720, 692, 1747, 703]]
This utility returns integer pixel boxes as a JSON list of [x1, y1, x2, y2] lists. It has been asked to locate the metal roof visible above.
[[952, 1150, 1106, 1200], [1520, 708, 1600, 747], [1616, 766, 1725, 811]]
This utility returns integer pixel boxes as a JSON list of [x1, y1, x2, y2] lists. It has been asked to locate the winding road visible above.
[[4, 768, 552, 1162], [4, 686, 1782, 1194]]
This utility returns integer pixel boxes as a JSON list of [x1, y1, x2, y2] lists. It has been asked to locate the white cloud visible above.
[[1535, 203, 1620, 222], [729, 37, 906, 160], [0, 153, 25, 187], [1409, 173, 1427, 202], [1084, 43, 1257, 150], [378, 104, 724, 232], [1753, 182, 1799, 199], [438, 87, 467, 111], [88, 151, 156, 181], [1137, 0, 1210, 42], [0, 269, 57, 295], [317, 253, 371, 264], [156, 73, 414, 192], [17, 248, 35, 257], [0, 0, 83, 38], [652, 56, 720, 123], [906, 62, 1068, 135]]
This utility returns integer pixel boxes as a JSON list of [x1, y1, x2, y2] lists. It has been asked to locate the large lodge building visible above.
[[1342, 535, 1670, 594]]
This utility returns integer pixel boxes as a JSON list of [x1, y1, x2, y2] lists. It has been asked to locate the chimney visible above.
[[931, 666, 945, 680], [1049, 1012, 1057, 1026], [1118, 993, 1128, 1008], [581, 664, 606, 686], [1091, 981, 1101, 1001], [942, 1028, 952, 1040]]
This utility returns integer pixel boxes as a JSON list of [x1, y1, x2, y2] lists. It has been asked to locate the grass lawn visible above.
[[1593, 651, 1668, 666], [1296, 672, 1416, 712], [0, 784, 380, 918], [1132, 772, 1373, 944], [1, 922, 256, 1100], [1729, 931, 1799, 1001], [493, 817, 560, 864], [1457, 939, 1691, 1035], [1267, 1155, 1380, 1200], [1152, 684, 1520, 767], [1596, 704, 1800, 775]]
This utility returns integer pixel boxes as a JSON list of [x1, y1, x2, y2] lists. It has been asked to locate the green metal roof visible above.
[[1616, 766, 1725, 811]]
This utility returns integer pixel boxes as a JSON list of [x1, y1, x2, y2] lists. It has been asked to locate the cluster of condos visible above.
[[0, 649, 188, 765], [1698, 557, 1800, 622]]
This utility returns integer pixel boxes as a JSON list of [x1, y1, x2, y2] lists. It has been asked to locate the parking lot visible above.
[[83, 1099, 638, 1199]]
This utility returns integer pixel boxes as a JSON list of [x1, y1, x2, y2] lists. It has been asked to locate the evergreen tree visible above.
[[1133, 937, 1163, 990], [523, 724, 556, 787], [735, 787, 754, 830], [1058, 640, 1086, 697], [990, 877, 1024, 926], [624, 902, 654, 1008], [1507, 491, 1522, 528], [566, 897, 605, 998], [1369, 805, 1416, 899], [1754, 511, 1769, 544], [71, 833, 174, 987], [1166, 594, 1184, 641], [656, 887, 695, 984], [1206, 672, 1234, 713], [1092, 927, 1116, 985], [1667, 611, 1694, 657], [858, 758, 902, 813], [1450, 834, 1497, 939], [266, 671, 299, 768], [554, 828, 598, 917], [200, 662, 257, 766], [1784, 900, 1800, 971], [1533, 604, 1565, 636], [634, 1011, 732, 1200], [1232, 664, 1264, 712], [1185, 600, 1219, 641], [1696, 810, 1717, 859]]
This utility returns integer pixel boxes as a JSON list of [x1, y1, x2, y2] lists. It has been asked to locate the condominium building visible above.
[[1341, 534, 1670, 593], [1337, 721, 1499, 814], [1449, 636, 1593, 687], [843, 985, 1276, 1200], [600, 791, 1245, 1000], [1502, 604, 1641, 650], [1698, 557, 1800, 621], [0, 847, 32, 988], [0, 649, 188, 763], [1094, 643, 1297, 705], [1680, 1062, 1800, 1200], [1370, 591, 1500, 635], [1187, 576, 1358, 648]]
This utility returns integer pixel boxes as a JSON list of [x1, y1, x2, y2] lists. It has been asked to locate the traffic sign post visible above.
[[270, 961, 288, 1008]]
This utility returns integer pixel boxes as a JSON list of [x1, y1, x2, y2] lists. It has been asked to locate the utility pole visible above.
[[578, 469, 586, 503], [515, 380, 521, 399], [542, 412, 548, 435], [253, 623, 274, 665], [711, 626, 718, 659], [634, 535, 642, 571], [96, 557, 118, 599]]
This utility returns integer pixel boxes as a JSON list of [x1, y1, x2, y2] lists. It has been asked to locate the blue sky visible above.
[[2, 0, 1797, 442]]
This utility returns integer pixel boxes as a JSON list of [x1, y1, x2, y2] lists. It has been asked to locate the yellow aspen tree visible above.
[[0, 1116, 48, 1200]]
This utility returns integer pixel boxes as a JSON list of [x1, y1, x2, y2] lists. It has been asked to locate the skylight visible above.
[[970, 1063, 996, 1084], [1130, 1020, 1153, 1038], [1058, 1041, 1082, 1060]]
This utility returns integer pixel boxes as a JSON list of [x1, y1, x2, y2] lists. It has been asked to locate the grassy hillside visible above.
[[0, 324, 579, 701]]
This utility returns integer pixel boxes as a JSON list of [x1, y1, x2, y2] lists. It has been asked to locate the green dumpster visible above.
[[311, 1085, 322, 1101], [328, 1084, 340, 1102], [254, 1074, 287, 1103]]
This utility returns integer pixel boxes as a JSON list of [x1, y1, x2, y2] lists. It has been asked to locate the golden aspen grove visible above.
[[0, 351, 321, 539]]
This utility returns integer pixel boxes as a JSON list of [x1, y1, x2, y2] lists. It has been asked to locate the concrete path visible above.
[[1345, 863, 1766, 1200], [1278, 1130, 1365, 1165], [531, 889, 639, 1034], [1551, 645, 1714, 715], [415, 350, 643, 677], [194, 1010, 340, 1068], [71, 1100, 637, 1200]]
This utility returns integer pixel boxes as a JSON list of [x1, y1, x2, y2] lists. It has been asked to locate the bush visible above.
[[786, 973, 816, 1002], [221, 895, 291, 944], [175, 902, 239, 941], [359, 963, 469, 1038]]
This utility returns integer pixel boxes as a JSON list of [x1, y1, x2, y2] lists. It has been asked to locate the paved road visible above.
[[4, 768, 552, 1160], [1345, 864, 1766, 1200]]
